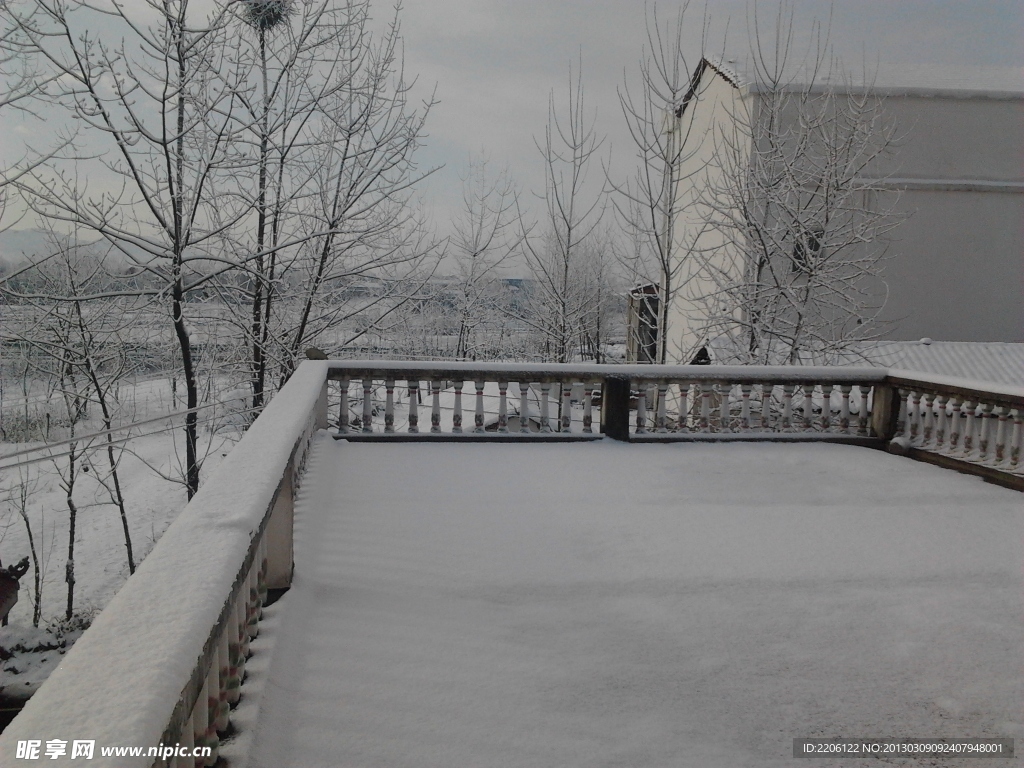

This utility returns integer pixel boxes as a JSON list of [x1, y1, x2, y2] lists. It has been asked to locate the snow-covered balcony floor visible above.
[[246, 438, 1022, 768]]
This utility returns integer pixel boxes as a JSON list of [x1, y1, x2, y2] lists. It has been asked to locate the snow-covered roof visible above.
[[853, 341, 1024, 387]]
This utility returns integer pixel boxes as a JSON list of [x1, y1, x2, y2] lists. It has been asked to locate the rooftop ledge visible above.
[[1, 361, 1021, 766]]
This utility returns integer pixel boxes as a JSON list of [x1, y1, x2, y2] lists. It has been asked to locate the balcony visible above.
[[1, 362, 1021, 766]]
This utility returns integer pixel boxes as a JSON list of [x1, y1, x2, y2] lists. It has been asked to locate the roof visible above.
[[701, 54, 1024, 98], [854, 341, 1024, 386]]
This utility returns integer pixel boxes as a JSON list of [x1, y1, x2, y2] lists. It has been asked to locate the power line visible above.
[[0, 395, 252, 463], [0, 403, 262, 472]]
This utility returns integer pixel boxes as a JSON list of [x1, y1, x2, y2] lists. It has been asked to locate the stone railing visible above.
[[325, 362, 890, 443], [887, 370, 1024, 491], [2, 361, 1018, 766], [0, 362, 328, 767]]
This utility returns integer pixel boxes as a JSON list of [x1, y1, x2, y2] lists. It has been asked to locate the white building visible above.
[[654, 57, 1024, 364]]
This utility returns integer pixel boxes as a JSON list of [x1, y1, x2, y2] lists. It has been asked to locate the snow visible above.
[[887, 369, 1024, 402], [325, 358, 888, 384], [0, 362, 328, 765], [248, 438, 1022, 768]]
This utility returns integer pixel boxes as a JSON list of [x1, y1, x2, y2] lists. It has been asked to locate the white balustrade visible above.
[[8, 361, 1019, 768], [886, 373, 1023, 484]]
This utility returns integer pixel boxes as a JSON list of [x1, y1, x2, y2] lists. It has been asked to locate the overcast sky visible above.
[[395, 0, 1024, 230], [1, 0, 1021, 261]]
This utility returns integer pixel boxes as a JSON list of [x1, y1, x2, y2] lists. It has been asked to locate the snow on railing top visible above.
[[0, 362, 329, 767], [326, 359, 888, 383], [887, 369, 1024, 406]]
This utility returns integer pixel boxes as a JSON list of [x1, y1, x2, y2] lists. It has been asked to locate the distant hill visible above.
[[0, 229, 145, 274], [0, 230, 55, 269]]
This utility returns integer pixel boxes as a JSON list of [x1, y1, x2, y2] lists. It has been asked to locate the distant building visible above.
[[659, 57, 1024, 363]]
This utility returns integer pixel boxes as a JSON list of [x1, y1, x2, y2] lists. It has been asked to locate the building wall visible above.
[[879, 188, 1023, 341], [665, 75, 1024, 358], [872, 93, 1024, 342], [873, 93, 1024, 181], [663, 67, 754, 363]]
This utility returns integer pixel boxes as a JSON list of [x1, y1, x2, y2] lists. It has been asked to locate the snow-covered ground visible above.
[[247, 438, 1022, 768]]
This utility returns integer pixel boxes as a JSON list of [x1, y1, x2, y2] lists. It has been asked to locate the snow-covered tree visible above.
[[684, 5, 904, 364]]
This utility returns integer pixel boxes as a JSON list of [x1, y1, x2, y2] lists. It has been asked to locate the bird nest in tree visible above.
[[242, 0, 293, 31]]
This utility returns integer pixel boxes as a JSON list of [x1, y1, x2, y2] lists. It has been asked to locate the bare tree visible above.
[[208, 0, 440, 385], [521, 59, 606, 363], [4, 467, 43, 626], [612, 2, 713, 364], [450, 155, 521, 360], [230, 0, 359, 411], [9, 0, 249, 497], [0, 1, 67, 233], [42, 237, 137, 574], [683, 5, 903, 364]]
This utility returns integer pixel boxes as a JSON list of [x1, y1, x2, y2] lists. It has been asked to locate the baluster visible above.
[[718, 383, 731, 432], [636, 383, 648, 434], [231, 596, 245, 701], [961, 400, 976, 456], [895, 388, 909, 438], [656, 382, 669, 433], [174, 714, 194, 768], [257, 536, 268, 613], [561, 382, 573, 432], [819, 384, 834, 431], [802, 384, 814, 429], [519, 381, 531, 434], [1009, 409, 1022, 469], [246, 558, 259, 640], [498, 380, 509, 433], [760, 383, 772, 430], [739, 383, 752, 430], [540, 382, 552, 432], [407, 381, 419, 433], [361, 379, 373, 433], [993, 406, 1008, 465], [855, 385, 869, 436], [192, 681, 208, 764], [384, 379, 395, 433], [839, 385, 852, 433], [925, 393, 937, 448], [338, 379, 349, 433], [907, 390, 922, 444], [205, 661, 220, 764], [930, 395, 947, 450], [431, 380, 442, 433], [583, 382, 594, 433], [946, 396, 962, 454], [920, 392, 936, 446], [676, 383, 689, 432], [781, 384, 795, 431], [240, 573, 252, 655], [216, 629, 230, 733], [958, 403, 974, 456], [699, 381, 712, 431], [976, 402, 993, 463], [474, 380, 485, 433], [452, 382, 464, 433]]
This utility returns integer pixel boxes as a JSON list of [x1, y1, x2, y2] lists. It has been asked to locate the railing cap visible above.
[[326, 359, 888, 384], [887, 368, 1024, 406]]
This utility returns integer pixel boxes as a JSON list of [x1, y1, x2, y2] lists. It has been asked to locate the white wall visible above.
[[664, 66, 754, 363], [666, 75, 1024, 354]]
